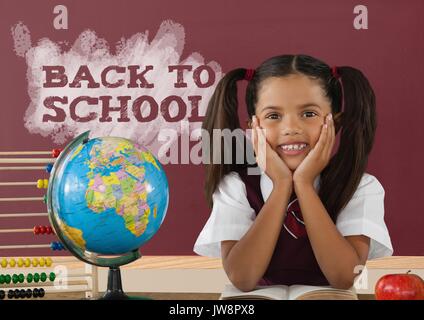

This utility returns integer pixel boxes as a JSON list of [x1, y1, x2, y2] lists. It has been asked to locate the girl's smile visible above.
[[278, 141, 309, 156], [276, 140, 311, 171]]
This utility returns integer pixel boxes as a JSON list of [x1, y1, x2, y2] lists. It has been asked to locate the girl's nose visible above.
[[281, 116, 302, 136]]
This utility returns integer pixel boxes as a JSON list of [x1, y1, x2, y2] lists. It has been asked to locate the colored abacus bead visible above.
[[52, 148, 62, 158], [17, 258, 24, 267], [33, 225, 40, 235], [20, 289, 26, 299], [43, 194, 47, 204], [12, 274, 19, 284], [40, 272, 47, 282], [45, 163, 53, 173], [18, 273, 25, 283], [46, 257, 52, 267], [27, 273, 33, 283], [4, 275, 11, 284], [0, 275, 5, 284], [7, 290, 14, 299], [38, 288, 45, 298], [36, 179, 49, 189], [1, 258, 7, 268], [39, 226, 46, 234], [49, 272, 56, 281], [26, 289, 32, 298], [39, 257, 45, 267], [33, 273, 40, 283], [24, 258, 31, 267], [50, 241, 65, 251], [9, 259, 16, 267], [0, 290, 5, 300], [32, 258, 39, 267], [32, 288, 39, 298]]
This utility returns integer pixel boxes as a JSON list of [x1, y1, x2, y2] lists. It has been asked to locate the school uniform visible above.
[[193, 167, 393, 286]]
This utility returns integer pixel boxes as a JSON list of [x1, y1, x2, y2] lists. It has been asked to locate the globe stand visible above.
[[100, 267, 129, 300], [95, 266, 152, 300]]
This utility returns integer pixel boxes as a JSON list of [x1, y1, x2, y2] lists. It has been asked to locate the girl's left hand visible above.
[[293, 113, 335, 186]]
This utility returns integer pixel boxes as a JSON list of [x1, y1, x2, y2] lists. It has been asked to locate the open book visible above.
[[220, 284, 358, 300]]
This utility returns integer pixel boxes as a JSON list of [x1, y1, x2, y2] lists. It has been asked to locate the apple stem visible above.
[[406, 270, 411, 274]]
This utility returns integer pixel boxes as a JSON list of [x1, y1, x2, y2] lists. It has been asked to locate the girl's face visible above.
[[254, 74, 332, 171]]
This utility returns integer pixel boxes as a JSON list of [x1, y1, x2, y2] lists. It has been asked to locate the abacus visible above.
[[0, 149, 98, 299]]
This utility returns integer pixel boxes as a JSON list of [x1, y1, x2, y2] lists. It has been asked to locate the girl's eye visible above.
[[303, 111, 317, 118], [266, 113, 281, 120]]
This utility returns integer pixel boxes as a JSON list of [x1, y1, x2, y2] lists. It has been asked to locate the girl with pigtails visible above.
[[194, 54, 393, 292]]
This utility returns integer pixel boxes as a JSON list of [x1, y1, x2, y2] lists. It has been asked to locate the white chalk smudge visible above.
[[11, 22, 32, 57], [11, 20, 223, 157]]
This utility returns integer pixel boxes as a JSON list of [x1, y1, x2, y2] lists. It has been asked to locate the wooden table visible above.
[[43, 292, 375, 300]]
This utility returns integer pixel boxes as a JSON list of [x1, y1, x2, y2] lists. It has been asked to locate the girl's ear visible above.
[[333, 112, 343, 133]]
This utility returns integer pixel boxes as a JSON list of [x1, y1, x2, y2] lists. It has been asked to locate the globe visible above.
[[46, 131, 169, 299]]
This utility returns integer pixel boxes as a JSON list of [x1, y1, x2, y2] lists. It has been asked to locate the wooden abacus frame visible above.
[[0, 149, 98, 299]]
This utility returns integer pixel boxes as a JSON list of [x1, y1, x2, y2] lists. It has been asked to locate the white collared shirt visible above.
[[193, 171, 393, 260]]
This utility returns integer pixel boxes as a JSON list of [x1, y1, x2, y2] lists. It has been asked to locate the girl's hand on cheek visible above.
[[293, 113, 335, 187], [251, 116, 293, 189]]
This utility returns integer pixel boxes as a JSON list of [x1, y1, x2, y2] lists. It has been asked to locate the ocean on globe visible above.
[[48, 135, 169, 256]]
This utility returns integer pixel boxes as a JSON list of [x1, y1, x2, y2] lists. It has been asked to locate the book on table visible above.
[[220, 284, 358, 300]]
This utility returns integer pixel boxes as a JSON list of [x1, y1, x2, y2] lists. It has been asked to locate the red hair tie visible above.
[[332, 65, 345, 112], [244, 69, 255, 81], [331, 66, 341, 79]]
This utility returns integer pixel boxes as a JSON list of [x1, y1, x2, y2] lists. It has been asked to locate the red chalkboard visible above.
[[0, 0, 423, 257]]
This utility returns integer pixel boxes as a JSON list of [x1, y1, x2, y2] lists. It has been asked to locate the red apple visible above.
[[375, 271, 424, 300]]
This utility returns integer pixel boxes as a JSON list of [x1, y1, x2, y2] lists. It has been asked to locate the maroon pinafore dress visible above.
[[237, 167, 330, 286]]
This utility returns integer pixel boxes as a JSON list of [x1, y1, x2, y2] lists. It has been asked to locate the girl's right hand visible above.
[[251, 116, 293, 189]]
